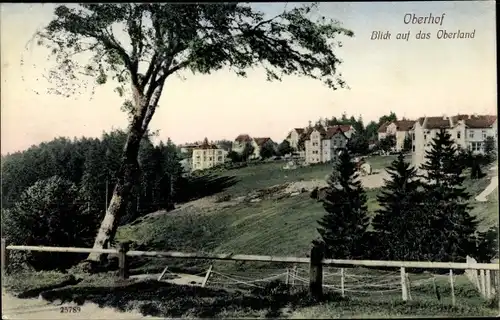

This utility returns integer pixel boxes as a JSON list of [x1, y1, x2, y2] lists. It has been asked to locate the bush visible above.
[[2, 176, 97, 271]]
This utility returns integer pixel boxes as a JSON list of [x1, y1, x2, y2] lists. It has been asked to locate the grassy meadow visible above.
[[4, 154, 499, 318]]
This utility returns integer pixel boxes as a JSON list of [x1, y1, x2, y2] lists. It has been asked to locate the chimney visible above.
[[442, 114, 448, 120]]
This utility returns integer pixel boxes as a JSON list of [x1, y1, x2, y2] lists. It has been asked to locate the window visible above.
[[469, 130, 474, 139], [424, 134, 427, 140], [218, 150, 223, 155], [412, 133, 415, 140], [312, 142, 318, 146], [412, 145, 415, 152], [457, 131, 461, 139], [208, 157, 212, 161], [470, 142, 482, 152], [482, 130, 487, 139], [217, 156, 222, 161]]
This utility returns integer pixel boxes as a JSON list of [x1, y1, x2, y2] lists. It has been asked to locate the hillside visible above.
[[116, 161, 498, 269]]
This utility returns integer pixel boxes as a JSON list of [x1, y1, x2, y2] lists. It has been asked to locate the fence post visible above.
[[340, 268, 345, 298], [1, 238, 8, 279], [201, 264, 213, 288], [309, 245, 324, 300], [486, 270, 492, 299], [117, 242, 129, 280], [406, 273, 412, 301], [449, 269, 456, 306], [291, 265, 297, 286], [285, 268, 290, 285], [400, 267, 408, 301], [480, 269, 487, 298]]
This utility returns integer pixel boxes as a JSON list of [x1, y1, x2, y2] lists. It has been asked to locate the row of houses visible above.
[[377, 114, 498, 167], [182, 135, 277, 172], [180, 113, 497, 172]]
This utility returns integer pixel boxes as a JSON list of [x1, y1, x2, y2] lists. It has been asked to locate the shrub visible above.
[[2, 176, 97, 271]]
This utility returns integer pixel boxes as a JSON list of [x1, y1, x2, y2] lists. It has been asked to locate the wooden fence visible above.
[[2, 239, 499, 307]]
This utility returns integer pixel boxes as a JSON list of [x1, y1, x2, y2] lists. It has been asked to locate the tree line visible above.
[[1, 130, 235, 270], [312, 129, 498, 265]]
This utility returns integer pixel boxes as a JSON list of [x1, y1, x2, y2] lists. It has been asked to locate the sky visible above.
[[0, 1, 497, 154]]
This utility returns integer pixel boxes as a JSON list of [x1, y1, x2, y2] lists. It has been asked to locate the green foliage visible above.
[[371, 153, 424, 261], [242, 142, 255, 161], [227, 151, 242, 163], [378, 135, 396, 153], [259, 143, 275, 159], [277, 140, 293, 156], [2, 176, 94, 270], [347, 132, 369, 155], [420, 129, 480, 262], [364, 121, 379, 141], [378, 112, 397, 126], [37, 3, 353, 104], [403, 135, 412, 152], [484, 136, 496, 162], [313, 150, 370, 259], [476, 226, 498, 263]]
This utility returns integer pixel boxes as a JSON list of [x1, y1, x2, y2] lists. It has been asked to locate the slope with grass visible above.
[[215, 155, 405, 197]]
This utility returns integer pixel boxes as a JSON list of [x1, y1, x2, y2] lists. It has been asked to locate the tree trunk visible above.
[[86, 115, 143, 263], [86, 82, 165, 264]]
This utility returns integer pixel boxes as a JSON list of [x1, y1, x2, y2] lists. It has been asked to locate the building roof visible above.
[[377, 122, 389, 133], [395, 120, 415, 131], [418, 114, 497, 130], [424, 116, 453, 129], [464, 115, 497, 128], [378, 120, 415, 133], [234, 134, 252, 143], [325, 126, 348, 139], [194, 140, 218, 150], [253, 137, 272, 146], [286, 128, 305, 139], [304, 125, 350, 140]]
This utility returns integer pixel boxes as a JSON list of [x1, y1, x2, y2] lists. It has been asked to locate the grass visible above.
[[217, 154, 407, 196], [4, 154, 498, 318], [4, 270, 497, 318]]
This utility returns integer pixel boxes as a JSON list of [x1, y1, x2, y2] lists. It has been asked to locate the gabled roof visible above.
[[234, 134, 252, 143], [378, 120, 415, 133], [286, 128, 305, 139], [464, 115, 497, 128], [419, 114, 497, 130], [395, 120, 415, 131], [424, 116, 453, 129], [253, 137, 272, 146], [325, 126, 348, 139]]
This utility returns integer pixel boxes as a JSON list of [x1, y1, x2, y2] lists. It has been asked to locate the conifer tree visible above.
[[313, 150, 370, 259], [372, 153, 424, 261], [420, 129, 479, 262]]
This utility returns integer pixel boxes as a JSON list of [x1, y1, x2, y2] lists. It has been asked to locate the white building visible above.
[[191, 139, 228, 171], [304, 125, 350, 164], [377, 120, 416, 151], [410, 114, 497, 168], [286, 128, 306, 150]]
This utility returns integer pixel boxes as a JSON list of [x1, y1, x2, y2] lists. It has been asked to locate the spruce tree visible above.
[[420, 129, 479, 262], [372, 153, 424, 261], [313, 150, 370, 259]]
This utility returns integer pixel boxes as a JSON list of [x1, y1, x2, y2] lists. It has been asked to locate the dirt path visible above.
[[2, 288, 163, 320], [475, 175, 498, 202]]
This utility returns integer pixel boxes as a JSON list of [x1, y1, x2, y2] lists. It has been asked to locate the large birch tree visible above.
[[36, 3, 353, 264]]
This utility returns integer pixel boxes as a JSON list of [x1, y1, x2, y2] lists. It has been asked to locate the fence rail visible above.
[[4, 243, 498, 270], [1, 239, 499, 308]]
